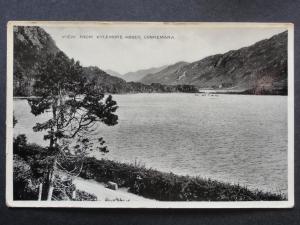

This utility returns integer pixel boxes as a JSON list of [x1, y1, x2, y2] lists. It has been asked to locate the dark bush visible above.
[[13, 155, 39, 200], [13, 137, 97, 201], [75, 190, 97, 201]]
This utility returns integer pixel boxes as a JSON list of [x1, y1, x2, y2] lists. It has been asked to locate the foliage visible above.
[[80, 157, 286, 201], [75, 190, 97, 201], [13, 135, 97, 201], [13, 134, 57, 196], [51, 175, 97, 201], [28, 51, 118, 149], [13, 155, 39, 200], [26, 51, 118, 200]]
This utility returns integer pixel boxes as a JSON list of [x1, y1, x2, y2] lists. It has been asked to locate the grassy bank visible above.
[[80, 157, 286, 201]]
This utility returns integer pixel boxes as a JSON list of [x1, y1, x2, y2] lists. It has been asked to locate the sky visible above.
[[43, 24, 286, 75]]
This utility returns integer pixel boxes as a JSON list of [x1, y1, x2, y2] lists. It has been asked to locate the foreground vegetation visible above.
[[80, 157, 286, 201], [14, 137, 286, 201], [13, 136, 97, 201]]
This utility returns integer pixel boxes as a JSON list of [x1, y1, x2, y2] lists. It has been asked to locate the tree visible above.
[[28, 51, 118, 200]]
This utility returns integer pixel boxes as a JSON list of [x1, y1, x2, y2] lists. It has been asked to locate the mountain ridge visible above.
[[140, 31, 288, 95], [13, 26, 198, 96], [13, 26, 287, 96], [123, 65, 169, 82], [104, 69, 123, 78]]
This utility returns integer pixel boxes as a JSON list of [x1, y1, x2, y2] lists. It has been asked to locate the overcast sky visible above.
[[43, 25, 286, 75]]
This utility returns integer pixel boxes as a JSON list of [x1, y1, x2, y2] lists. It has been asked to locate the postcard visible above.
[[6, 21, 294, 208]]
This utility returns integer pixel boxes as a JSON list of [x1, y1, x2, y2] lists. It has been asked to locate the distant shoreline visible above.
[[13, 91, 288, 99]]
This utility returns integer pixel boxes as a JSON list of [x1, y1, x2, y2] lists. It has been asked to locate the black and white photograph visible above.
[[6, 21, 294, 208]]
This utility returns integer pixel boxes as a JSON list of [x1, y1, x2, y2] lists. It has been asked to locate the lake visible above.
[[13, 93, 288, 194]]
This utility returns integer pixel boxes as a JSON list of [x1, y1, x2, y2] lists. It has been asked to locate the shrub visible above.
[[13, 155, 39, 200], [80, 157, 286, 201]]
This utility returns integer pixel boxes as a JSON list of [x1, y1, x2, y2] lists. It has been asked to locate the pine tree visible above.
[[28, 51, 118, 200]]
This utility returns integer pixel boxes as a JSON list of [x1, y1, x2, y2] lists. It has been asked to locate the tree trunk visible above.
[[38, 183, 43, 201], [47, 186, 54, 201], [41, 171, 51, 200], [41, 99, 58, 200], [51, 98, 58, 148], [46, 158, 57, 201], [72, 190, 76, 200], [49, 136, 54, 149], [41, 159, 56, 201]]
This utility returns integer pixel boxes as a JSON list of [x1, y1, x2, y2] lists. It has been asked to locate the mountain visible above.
[[83, 66, 128, 93], [123, 65, 168, 82], [13, 26, 197, 96], [140, 31, 288, 95], [13, 26, 60, 96], [14, 26, 286, 96], [104, 69, 123, 78], [140, 61, 188, 85], [12, 26, 128, 96], [83, 67, 198, 93]]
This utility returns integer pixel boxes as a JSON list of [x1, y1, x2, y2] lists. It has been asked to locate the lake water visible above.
[[13, 93, 288, 194]]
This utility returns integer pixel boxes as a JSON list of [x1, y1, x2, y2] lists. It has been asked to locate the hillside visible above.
[[104, 69, 123, 78], [123, 65, 168, 82], [13, 26, 132, 96], [13, 26, 60, 96], [141, 31, 288, 95], [82, 66, 129, 93], [140, 61, 188, 84], [13, 26, 197, 96], [81, 67, 198, 93], [13, 26, 286, 96]]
